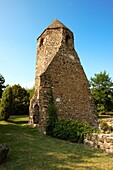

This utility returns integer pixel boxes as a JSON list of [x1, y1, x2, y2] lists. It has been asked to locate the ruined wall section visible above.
[[29, 20, 98, 129], [41, 44, 98, 128], [38, 74, 52, 133], [35, 28, 63, 98], [29, 28, 63, 123]]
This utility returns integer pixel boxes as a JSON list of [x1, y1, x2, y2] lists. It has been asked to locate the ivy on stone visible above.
[[46, 89, 57, 136]]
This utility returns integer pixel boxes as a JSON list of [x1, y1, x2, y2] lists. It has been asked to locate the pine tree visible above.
[[90, 71, 113, 114]]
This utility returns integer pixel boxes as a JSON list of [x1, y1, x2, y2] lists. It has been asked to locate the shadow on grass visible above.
[[98, 115, 112, 119], [6, 115, 29, 125], [7, 119, 28, 125], [0, 122, 113, 170]]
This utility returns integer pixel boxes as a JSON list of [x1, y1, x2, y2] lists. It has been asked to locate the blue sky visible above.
[[0, 0, 113, 88]]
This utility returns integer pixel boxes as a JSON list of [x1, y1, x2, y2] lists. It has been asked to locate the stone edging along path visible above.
[[84, 133, 113, 154], [84, 117, 113, 155]]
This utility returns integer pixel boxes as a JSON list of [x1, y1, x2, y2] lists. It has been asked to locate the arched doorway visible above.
[[33, 104, 39, 124]]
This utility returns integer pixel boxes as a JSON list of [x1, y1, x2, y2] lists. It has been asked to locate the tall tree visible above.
[[0, 74, 6, 98], [27, 86, 35, 100], [0, 86, 13, 120], [90, 71, 113, 114], [11, 84, 30, 115], [0, 84, 30, 120]]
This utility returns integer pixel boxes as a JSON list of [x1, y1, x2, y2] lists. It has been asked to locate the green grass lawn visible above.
[[0, 116, 113, 170]]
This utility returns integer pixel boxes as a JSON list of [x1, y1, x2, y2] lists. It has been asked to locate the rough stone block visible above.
[[109, 149, 113, 154], [110, 145, 113, 149], [89, 141, 94, 147], [100, 144, 105, 150], [106, 148, 113, 155], [106, 137, 113, 143], [103, 142, 111, 149], [0, 144, 9, 164], [97, 141, 103, 147], [84, 139, 89, 145], [98, 134, 104, 142]]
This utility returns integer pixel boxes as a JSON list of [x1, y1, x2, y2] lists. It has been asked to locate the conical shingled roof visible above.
[[47, 19, 69, 30]]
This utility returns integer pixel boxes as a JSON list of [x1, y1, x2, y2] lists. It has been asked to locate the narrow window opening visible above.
[[40, 38, 44, 47], [65, 35, 70, 44], [33, 104, 39, 124]]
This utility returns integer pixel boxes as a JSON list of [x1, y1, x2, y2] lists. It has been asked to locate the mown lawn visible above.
[[0, 116, 113, 170]]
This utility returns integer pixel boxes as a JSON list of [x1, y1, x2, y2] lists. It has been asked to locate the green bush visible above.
[[101, 122, 109, 132], [52, 119, 93, 143], [27, 86, 35, 100], [45, 89, 93, 143], [100, 121, 113, 133], [11, 84, 30, 115], [46, 104, 57, 136], [46, 89, 57, 136], [0, 86, 13, 120]]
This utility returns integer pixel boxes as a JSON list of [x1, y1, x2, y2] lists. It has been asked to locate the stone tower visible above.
[[29, 19, 98, 133]]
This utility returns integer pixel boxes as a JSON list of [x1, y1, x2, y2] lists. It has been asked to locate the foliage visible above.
[[46, 104, 57, 136], [100, 121, 113, 133], [1, 116, 113, 170], [11, 84, 30, 115], [89, 71, 113, 114], [0, 86, 13, 120], [52, 119, 93, 143], [46, 89, 57, 136], [27, 86, 35, 100], [101, 122, 109, 132], [0, 84, 30, 120], [0, 74, 6, 98], [46, 90, 93, 143]]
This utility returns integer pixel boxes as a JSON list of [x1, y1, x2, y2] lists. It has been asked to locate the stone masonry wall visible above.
[[38, 73, 52, 133], [35, 28, 63, 98], [29, 26, 63, 125], [29, 20, 98, 132], [84, 133, 113, 155], [41, 45, 98, 129]]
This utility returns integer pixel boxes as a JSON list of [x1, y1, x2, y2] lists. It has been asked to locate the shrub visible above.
[[11, 84, 30, 115], [46, 89, 58, 136], [101, 122, 109, 132], [52, 119, 93, 143], [0, 86, 13, 120], [46, 104, 57, 136], [45, 89, 93, 143], [27, 86, 35, 100]]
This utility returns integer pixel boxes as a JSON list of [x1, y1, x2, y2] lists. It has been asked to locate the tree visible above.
[[0, 86, 13, 120], [0, 74, 6, 98], [11, 84, 30, 115], [27, 86, 35, 100], [90, 71, 113, 114], [0, 84, 30, 120]]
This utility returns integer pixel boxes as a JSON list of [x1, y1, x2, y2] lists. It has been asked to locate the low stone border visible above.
[[0, 144, 9, 164], [99, 118, 113, 128], [84, 133, 113, 155]]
